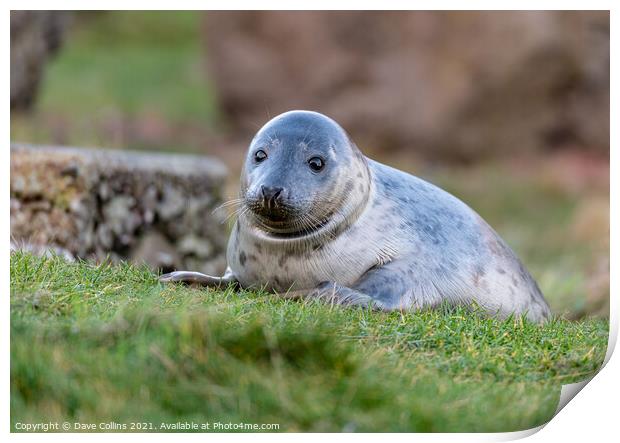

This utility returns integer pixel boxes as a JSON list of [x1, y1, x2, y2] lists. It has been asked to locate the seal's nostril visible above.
[[261, 186, 284, 201]]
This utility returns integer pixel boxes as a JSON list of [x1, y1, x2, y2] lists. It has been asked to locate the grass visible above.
[[11, 11, 218, 152], [39, 12, 214, 122], [10, 251, 609, 432]]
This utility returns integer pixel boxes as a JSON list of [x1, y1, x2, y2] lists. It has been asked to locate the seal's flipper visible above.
[[292, 263, 435, 312], [159, 268, 238, 288], [283, 281, 376, 309]]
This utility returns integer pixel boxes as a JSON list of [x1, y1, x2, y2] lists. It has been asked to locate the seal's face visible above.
[[240, 110, 369, 238]]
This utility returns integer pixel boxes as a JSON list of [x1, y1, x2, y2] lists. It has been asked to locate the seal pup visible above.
[[161, 110, 551, 323]]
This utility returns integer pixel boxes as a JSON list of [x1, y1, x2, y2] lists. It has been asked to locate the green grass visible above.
[[11, 252, 608, 432], [11, 11, 218, 151], [42, 11, 215, 122]]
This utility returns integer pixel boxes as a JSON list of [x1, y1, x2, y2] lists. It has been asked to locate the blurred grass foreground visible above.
[[10, 252, 609, 432]]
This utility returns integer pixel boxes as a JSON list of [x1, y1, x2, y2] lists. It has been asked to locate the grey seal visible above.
[[161, 110, 551, 323]]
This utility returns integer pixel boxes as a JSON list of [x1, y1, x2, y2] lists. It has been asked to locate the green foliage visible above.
[[52, 12, 214, 121], [11, 11, 218, 150], [11, 252, 608, 432]]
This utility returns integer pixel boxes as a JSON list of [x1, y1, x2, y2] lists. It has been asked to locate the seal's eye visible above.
[[308, 157, 325, 172], [254, 150, 268, 163]]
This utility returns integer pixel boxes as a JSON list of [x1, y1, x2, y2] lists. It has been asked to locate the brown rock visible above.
[[202, 11, 609, 161]]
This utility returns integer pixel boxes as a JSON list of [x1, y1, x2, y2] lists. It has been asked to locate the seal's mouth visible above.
[[263, 215, 332, 238], [245, 199, 332, 239], [247, 198, 297, 224]]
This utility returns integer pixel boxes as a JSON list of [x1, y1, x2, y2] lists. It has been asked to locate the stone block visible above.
[[10, 144, 229, 274]]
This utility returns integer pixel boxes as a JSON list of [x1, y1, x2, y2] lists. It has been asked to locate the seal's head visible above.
[[240, 110, 371, 240]]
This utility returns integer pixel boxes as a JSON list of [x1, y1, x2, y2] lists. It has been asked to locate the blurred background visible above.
[[10, 11, 609, 318]]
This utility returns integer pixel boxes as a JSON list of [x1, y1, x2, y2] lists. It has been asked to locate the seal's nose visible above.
[[261, 185, 284, 209]]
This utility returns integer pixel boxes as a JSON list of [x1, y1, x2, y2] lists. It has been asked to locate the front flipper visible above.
[[159, 267, 238, 288], [281, 281, 376, 309], [280, 261, 424, 311]]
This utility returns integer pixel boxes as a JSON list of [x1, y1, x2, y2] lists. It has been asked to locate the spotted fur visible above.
[[161, 110, 551, 323]]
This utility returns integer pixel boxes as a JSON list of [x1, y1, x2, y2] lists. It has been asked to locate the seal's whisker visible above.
[[219, 199, 245, 207], [212, 198, 245, 214], [299, 212, 336, 242], [221, 205, 249, 225]]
